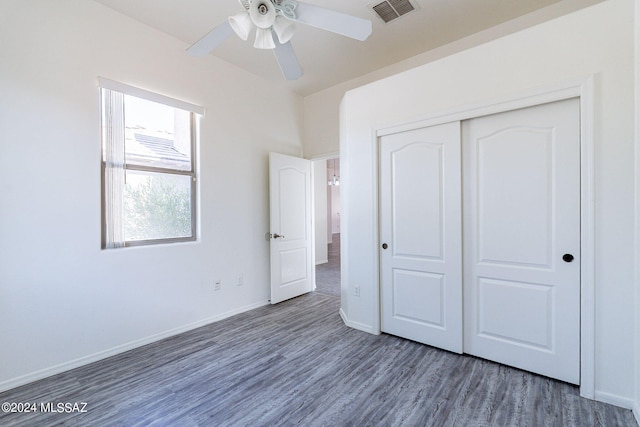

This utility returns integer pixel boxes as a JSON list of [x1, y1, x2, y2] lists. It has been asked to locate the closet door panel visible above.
[[380, 121, 463, 353], [463, 98, 581, 384]]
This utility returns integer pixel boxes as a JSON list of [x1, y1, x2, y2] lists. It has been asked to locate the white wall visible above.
[[0, 0, 303, 391], [635, 0, 640, 422], [304, 93, 341, 159], [341, 0, 636, 408], [330, 186, 341, 234], [327, 183, 333, 245], [302, 0, 606, 159]]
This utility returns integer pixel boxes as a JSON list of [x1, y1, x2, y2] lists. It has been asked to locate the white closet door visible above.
[[380, 122, 463, 353], [462, 98, 581, 384]]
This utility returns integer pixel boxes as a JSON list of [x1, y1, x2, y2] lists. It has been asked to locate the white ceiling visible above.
[[93, 0, 602, 96]]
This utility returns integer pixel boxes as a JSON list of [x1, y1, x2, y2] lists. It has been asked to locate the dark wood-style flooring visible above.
[[1, 291, 637, 426]]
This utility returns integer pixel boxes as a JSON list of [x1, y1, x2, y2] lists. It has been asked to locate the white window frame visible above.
[[99, 77, 204, 248]]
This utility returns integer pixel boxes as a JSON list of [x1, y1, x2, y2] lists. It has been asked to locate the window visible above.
[[99, 78, 203, 248]]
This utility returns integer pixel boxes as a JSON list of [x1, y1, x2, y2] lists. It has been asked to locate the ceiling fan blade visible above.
[[273, 40, 302, 80], [187, 20, 234, 57], [293, 2, 372, 41]]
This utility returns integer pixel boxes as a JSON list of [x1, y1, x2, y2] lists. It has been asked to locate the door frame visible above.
[[371, 76, 595, 399]]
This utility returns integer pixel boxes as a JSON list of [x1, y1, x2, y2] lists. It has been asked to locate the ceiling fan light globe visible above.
[[254, 27, 276, 49], [273, 16, 295, 44], [229, 11, 253, 41], [250, 0, 277, 29]]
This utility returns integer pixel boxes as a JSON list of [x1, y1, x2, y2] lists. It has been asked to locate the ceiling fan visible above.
[[187, 0, 373, 80]]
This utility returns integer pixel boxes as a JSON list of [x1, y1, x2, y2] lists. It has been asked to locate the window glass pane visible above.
[[123, 171, 193, 241], [124, 95, 192, 171]]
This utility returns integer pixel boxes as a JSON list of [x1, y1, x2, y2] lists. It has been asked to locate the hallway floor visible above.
[[314, 233, 340, 298]]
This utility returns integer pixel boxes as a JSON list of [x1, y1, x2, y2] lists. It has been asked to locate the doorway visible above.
[[314, 157, 341, 297]]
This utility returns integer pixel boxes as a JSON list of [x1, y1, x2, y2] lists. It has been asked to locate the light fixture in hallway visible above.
[[328, 158, 340, 186]]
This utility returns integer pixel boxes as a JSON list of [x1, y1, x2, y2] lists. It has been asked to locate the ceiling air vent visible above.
[[370, 0, 417, 23]]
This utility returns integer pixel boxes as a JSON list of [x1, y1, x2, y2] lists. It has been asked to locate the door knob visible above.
[[562, 253, 574, 263], [382, 243, 388, 250], [273, 233, 285, 239]]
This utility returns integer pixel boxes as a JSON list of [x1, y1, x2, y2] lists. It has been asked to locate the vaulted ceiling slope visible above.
[[93, 0, 603, 96]]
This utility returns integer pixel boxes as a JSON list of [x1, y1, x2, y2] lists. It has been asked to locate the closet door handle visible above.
[[562, 253, 574, 263], [382, 243, 388, 250]]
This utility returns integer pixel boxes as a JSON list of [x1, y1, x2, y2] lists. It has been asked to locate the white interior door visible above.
[[462, 98, 581, 384], [269, 152, 313, 304], [380, 122, 463, 353]]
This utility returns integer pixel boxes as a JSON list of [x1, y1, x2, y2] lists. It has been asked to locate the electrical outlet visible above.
[[214, 279, 221, 291], [354, 285, 360, 297], [236, 275, 244, 286]]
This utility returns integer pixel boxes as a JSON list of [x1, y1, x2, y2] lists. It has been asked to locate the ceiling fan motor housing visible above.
[[250, 0, 276, 28]]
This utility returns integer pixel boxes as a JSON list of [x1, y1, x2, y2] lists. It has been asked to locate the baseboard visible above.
[[0, 300, 270, 394], [315, 258, 328, 265], [339, 308, 377, 335], [594, 390, 635, 410]]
